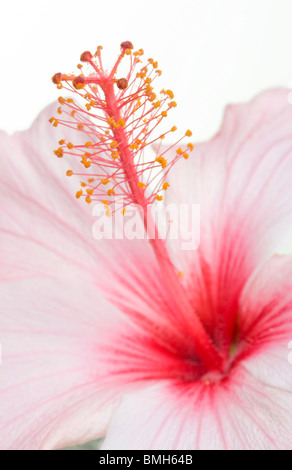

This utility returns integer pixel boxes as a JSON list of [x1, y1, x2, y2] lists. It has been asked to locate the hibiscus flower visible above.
[[0, 42, 292, 450]]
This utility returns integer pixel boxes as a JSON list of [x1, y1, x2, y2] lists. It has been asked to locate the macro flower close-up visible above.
[[1, 0, 292, 452]]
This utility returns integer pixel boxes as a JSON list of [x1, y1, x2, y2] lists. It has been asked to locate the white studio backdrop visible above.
[[1, 0, 292, 141]]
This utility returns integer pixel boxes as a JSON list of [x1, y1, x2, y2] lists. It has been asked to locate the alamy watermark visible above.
[[92, 201, 201, 251]]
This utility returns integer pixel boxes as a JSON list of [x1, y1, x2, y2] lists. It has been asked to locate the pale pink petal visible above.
[[104, 253, 292, 450], [0, 103, 200, 337], [0, 105, 191, 448], [0, 104, 162, 299], [238, 255, 292, 351], [0, 273, 204, 449], [0, 277, 129, 450], [102, 344, 292, 450], [163, 88, 292, 344]]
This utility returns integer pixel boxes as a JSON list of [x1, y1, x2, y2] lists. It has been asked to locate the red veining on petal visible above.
[[51, 41, 226, 376]]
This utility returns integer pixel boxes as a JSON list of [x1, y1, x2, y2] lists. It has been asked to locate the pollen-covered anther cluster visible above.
[[50, 42, 194, 212]]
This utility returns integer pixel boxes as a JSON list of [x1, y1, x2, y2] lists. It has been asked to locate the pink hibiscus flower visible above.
[[0, 42, 292, 450]]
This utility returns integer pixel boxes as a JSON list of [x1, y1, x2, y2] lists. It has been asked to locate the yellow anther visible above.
[[49, 117, 55, 124], [58, 96, 65, 104], [85, 141, 93, 148], [87, 188, 94, 195], [121, 208, 127, 215], [105, 206, 112, 217], [163, 182, 170, 190], [95, 45, 103, 57], [145, 77, 152, 84], [66, 98, 74, 103], [88, 178, 95, 183], [183, 152, 189, 160], [166, 89, 174, 99], [130, 144, 139, 150], [67, 142, 74, 149], [171, 126, 177, 132], [59, 139, 65, 145], [185, 130, 192, 137], [160, 134, 165, 140], [85, 103, 91, 111], [101, 178, 110, 185], [54, 147, 63, 158], [155, 70, 162, 76], [155, 156, 167, 169], [153, 101, 161, 109], [81, 182, 86, 187], [161, 111, 168, 117], [176, 148, 183, 155], [146, 85, 153, 95], [85, 196, 92, 204], [156, 195, 163, 201], [66, 170, 73, 177], [110, 141, 118, 149], [118, 118, 126, 127], [111, 151, 119, 160], [153, 61, 158, 69], [187, 143, 194, 151], [76, 190, 83, 199], [169, 101, 177, 108], [53, 120, 59, 127], [138, 182, 146, 189], [81, 156, 91, 168], [77, 124, 84, 130], [107, 189, 115, 196], [57, 107, 62, 115]]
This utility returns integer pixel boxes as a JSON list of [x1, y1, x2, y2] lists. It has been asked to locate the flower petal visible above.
[[0, 277, 128, 450], [0, 104, 186, 448], [0, 104, 161, 299], [238, 255, 292, 350], [164, 89, 292, 345], [102, 345, 292, 450]]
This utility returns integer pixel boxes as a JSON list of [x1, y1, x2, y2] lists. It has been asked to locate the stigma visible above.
[[50, 42, 194, 213]]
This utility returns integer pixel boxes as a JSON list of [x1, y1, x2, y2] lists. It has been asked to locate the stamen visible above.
[[51, 42, 224, 373], [50, 41, 194, 212]]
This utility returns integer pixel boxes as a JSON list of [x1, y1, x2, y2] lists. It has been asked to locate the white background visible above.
[[1, 0, 292, 141]]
